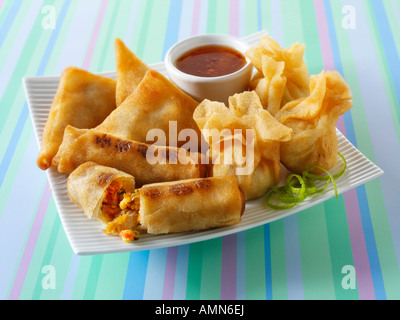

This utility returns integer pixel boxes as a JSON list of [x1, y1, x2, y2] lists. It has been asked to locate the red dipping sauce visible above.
[[175, 45, 247, 78]]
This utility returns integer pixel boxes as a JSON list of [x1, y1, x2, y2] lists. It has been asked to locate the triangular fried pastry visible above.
[[97, 69, 202, 150], [37, 67, 117, 170], [115, 38, 150, 106]]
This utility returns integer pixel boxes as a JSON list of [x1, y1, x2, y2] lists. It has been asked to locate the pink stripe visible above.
[[191, 0, 201, 36], [229, 0, 239, 37], [8, 183, 51, 300], [314, 0, 335, 71], [162, 246, 178, 300], [0, 0, 6, 11], [82, 0, 109, 70], [343, 190, 375, 300], [220, 234, 237, 299]]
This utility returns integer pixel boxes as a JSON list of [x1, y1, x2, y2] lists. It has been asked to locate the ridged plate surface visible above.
[[24, 31, 383, 255]]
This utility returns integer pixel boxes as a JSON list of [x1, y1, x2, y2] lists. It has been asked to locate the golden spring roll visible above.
[[137, 176, 245, 235], [67, 162, 135, 221], [67, 162, 140, 241], [56, 127, 207, 187]]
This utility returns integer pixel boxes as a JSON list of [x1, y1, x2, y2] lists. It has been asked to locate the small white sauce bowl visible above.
[[165, 34, 253, 105]]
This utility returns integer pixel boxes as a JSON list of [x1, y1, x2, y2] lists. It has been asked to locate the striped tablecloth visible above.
[[1, 0, 399, 300]]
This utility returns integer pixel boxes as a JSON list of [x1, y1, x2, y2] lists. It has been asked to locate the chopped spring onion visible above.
[[266, 153, 347, 210]]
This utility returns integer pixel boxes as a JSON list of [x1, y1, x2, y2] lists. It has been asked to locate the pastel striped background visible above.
[[0, 0, 399, 300]]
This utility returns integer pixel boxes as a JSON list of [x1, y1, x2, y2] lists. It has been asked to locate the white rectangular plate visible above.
[[24, 31, 383, 255]]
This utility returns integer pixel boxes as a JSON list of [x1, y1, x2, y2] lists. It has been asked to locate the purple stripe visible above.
[[343, 189, 375, 300], [314, 0, 346, 135], [220, 234, 237, 299], [191, 0, 201, 36], [162, 246, 178, 300], [8, 182, 51, 300], [229, 0, 239, 37], [82, 0, 109, 70]]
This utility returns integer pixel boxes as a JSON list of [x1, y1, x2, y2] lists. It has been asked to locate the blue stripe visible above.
[[263, 224, 272, 300], [162, 0, 183, 60], [123, 250, 150, 300], [356, 185, 386, 299], [0, 0, 23, 48], [143, 248, 168, 299], [257, 0, 263, 31], [0, 103, 28, 189], [0, 0, 71, 188], [370, 0, 400, 115], [173, 244, 189, 299]]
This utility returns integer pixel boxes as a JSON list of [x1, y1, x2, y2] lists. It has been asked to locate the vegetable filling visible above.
[[101, 180, 141, 242]]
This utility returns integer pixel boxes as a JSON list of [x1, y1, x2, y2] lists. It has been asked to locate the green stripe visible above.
[[200, 238, 222, 299], [270, 220, 288, 299], [71, 256, 94, 300], [244, 0, 260, 36], [298, 206, 335, 300], [280, 0, 304, 46], [206, 0, 217, 34], [215, 0, 229, 34], [324, 197, 359, 300], [245, 226, 266, 299], [143, 0, 170, 63], [94, 253, 130, 300], [186, 242, 203, 300], [83, 255, 104, 300]]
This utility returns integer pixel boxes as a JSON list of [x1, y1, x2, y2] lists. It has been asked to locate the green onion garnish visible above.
[[266, 153, 347, 210]]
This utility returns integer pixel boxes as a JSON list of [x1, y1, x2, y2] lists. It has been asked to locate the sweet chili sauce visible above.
[[175, 45, 247, 78]]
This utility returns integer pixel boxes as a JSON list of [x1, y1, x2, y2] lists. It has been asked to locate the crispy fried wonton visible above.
[[246, 36, 310, 113], [193, 91, 292, 200], [275, 71, 353, 174]]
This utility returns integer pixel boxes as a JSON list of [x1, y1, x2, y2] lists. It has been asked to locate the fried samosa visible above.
[[115, 38, 150, 106], [96, 69, 202, 150], [275, 71, 353, 174], [193, 91, 292, 200], [37, 67, 117, 170], [55, 126, 207, 187], [246, 36, 310, 111]]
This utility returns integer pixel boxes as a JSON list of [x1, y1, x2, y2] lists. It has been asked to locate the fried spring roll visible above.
[[136, 176, 245, 234], [56, 127, 207, 187]]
